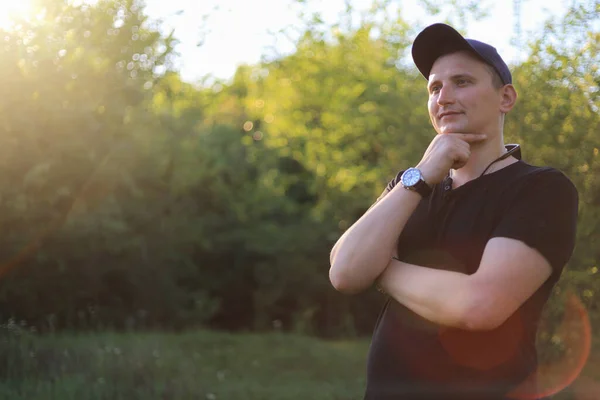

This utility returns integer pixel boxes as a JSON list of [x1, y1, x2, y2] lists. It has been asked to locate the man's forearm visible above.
[[377, 259, 475, 329], [329, 186, 422, 294]]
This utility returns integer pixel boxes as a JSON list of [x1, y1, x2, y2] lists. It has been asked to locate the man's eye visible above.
[[430, 85, 441, 93], [457, 79, 468, 85]]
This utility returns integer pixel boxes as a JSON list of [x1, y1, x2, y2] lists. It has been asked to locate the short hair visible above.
[[435, 47, 505, 90], [484, 63, 505, 89]]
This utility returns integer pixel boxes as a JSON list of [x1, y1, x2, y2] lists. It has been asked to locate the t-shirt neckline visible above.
[[447, 159, 524, 192]]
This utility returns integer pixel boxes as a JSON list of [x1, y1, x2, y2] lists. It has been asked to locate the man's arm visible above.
[[377, 237, 552, 331], [329, 133, 488, 295], [329, 184, 422, 294]]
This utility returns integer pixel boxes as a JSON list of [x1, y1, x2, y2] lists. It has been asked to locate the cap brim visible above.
[[411, 24, 474, 81]]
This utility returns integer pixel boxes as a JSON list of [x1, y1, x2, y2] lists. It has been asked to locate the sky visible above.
[[139, 0, 571, 83], [0, 0, 550, 84], [139, 0, 573, 84], [0, 0, 571, 83]]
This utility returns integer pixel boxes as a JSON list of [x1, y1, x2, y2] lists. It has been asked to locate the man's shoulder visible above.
[[508, 161, 577, 192], [511, 160, 557, 175]]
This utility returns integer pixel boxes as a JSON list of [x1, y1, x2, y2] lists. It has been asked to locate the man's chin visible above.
[[440, 127, 475, 135], [439, 129, 467, 135]]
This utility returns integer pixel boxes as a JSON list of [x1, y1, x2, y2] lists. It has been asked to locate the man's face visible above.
[[427, 51, 503, 135]]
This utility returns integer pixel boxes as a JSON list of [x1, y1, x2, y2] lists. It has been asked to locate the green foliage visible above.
[[0, 0, 186, 330]]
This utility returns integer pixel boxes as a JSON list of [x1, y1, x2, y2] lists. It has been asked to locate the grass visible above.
[[0, 328, 599, 399], [0, 329, 370, 399]]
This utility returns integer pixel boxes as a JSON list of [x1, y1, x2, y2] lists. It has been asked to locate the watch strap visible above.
[[412, 178, 432, 198]]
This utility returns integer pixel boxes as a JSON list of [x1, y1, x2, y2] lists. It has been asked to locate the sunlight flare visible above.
[[0, 0, 37, 30]]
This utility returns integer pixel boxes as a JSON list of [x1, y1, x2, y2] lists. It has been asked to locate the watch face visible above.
[[403, 168, 421, 186]]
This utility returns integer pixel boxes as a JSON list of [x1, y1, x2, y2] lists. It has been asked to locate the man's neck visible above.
[[450, 138, 510, 187]]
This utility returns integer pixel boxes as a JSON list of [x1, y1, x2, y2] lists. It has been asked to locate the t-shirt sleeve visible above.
[[374, 170, 406, 203], [490, 169, 579, 276]]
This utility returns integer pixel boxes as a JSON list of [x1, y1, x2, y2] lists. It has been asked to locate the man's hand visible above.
[[416, 133, 487, 184]]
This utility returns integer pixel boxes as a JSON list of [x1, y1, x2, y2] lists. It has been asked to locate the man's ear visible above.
[[499, 84, 517, 113]]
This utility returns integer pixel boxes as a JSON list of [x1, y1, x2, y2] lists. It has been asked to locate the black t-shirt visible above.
[[364, 160, 579, 400]]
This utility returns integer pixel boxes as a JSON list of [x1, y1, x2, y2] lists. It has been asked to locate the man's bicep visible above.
[[465, 237, 552, 330], [331, 178, 396, 260], [474, 238, 552, 303], [466, 171, 578, 329]]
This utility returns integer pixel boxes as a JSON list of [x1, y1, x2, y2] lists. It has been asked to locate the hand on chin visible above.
[[439, 126, 476, 135]]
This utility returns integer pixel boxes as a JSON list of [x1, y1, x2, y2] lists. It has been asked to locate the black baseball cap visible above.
[[411, 23, 512, 85]]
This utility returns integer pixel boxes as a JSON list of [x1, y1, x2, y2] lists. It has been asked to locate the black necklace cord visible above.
[[447, 144, 521, 182], [478, 144, 521, 177]]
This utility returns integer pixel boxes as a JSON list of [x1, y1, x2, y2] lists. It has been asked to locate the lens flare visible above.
[[0, 1, 35, 30], [507, 291, 592, 399]]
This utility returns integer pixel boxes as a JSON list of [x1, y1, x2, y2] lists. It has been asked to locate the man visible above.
[[329, 23, 579, 400]]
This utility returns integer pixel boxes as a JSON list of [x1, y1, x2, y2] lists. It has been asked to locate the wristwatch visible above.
[[400, 168, 432, 198]]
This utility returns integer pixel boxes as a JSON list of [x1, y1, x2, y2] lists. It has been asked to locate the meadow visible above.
[[0, 328, 369, 399], [1, 326, 599, 399]]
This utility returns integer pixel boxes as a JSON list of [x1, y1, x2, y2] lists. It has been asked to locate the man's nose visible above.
[[437, 85, 455, 106]]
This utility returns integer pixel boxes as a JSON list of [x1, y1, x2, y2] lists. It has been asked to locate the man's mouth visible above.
[[439, 111, 463, 119]]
